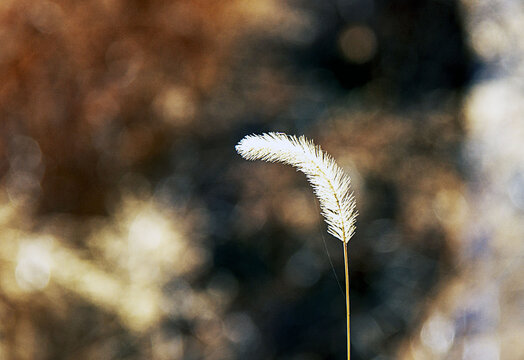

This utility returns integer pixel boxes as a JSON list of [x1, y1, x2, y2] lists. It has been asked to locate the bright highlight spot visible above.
[[463, 337, 499, 360], [420, 312, 455, 354], [15, 240, 52, 291], [129, 211, 169, 250]]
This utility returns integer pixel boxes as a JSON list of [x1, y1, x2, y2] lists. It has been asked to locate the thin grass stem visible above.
[[343, 241, 350, 360]]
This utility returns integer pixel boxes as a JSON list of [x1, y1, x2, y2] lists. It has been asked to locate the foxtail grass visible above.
[[236, 132, 357, 359]]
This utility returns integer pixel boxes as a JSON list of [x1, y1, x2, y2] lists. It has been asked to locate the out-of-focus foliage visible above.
[[0, 0, 279, 358], [399, 1, 524, 359], [0, 0, 257, 215], [1, 0, 522, 359]]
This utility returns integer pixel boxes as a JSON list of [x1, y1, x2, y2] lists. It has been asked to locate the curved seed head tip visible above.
[[236, 132, 357, 243]]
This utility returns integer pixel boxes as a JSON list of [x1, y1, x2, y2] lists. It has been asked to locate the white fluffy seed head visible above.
[[236, 132, 357, 243]]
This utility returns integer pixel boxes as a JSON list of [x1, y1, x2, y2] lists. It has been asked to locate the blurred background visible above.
[[0, 0, 523, 359]]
